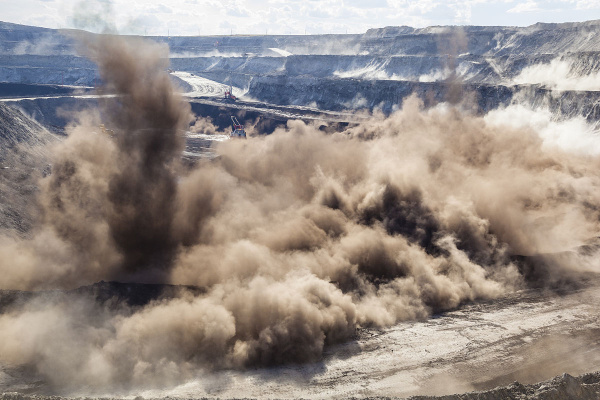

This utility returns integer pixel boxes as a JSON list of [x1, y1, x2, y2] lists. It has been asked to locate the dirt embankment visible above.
[[0, 371, 599, 400], [412, 371, 600, 400]]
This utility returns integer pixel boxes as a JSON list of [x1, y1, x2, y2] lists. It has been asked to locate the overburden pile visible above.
[[0, 34, 599, 393]]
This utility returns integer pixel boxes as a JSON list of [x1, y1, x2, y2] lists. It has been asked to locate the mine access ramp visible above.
[[230, 116, 246, 138]]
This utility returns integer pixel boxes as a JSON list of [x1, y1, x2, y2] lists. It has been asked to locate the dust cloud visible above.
[[0, 32, 599, 393], [513, 58, 600, 91], [437, 27, 468, 104]]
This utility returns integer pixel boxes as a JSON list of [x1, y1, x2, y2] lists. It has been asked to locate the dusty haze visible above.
[[0, 33, 599, 393]]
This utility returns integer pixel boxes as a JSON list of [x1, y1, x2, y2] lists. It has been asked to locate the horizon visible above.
[[3, 16, 600, 39], [2, 0, 600, 37]]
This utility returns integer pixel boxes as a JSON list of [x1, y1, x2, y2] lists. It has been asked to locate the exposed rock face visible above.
[[0, 103, 56, 233], [3, 20, 600, 120]]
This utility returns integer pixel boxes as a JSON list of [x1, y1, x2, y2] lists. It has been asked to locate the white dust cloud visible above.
[[514, 58, 600, 91]]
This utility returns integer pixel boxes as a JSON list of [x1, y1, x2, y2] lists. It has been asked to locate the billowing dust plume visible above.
[[0, 34, 600, 392], [0, 34, 192, 288]]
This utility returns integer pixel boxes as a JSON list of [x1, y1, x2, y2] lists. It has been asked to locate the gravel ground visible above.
[[1, 279, 599, 399]]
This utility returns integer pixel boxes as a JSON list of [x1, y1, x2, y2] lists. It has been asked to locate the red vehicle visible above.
[[224, 85, 237, 102], [230, 116, 246, 138]]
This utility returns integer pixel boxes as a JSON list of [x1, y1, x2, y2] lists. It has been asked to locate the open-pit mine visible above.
[[1, 19, 600, 400]]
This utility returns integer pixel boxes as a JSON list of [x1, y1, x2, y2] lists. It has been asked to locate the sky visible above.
[[1, 0, 600, 36]]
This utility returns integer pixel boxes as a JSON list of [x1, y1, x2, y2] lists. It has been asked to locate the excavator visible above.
[[224, 84, 237, 102], [230, 116, 246, 138]]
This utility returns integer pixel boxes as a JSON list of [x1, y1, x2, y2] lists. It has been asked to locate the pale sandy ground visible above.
[[0, 280, 598, 398], [126, 280, 600, 399], [170, 72, 246, 100]]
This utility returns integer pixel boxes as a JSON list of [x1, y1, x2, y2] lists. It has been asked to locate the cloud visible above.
[[225, 2, 250, 18], [147, 4, 173, 14], [344, 0, 388, 8], [4, 0, 600, 41], [507, 1, 542, 13], [575, 0, 600, 10], [69, 0, 117, 32]]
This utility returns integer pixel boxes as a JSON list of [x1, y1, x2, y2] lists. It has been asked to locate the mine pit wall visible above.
[[6, 80, 600, 137], [0, 55, 97, 86], [6, 97, 98, 134], [188, 102, 300, 134], [168, 55, 454, 81], [5, 20, 600, 88], [151, 33, 364, 57], [0, 83, 84, 97], [239, 76, 600, 121], [168, 53, 600, 85], [0, 103, 57, 233], [4, 19, 600, 58], [4, 50, 600, 90], [5, 97, 309, 136], [5, 49, 600, 119]]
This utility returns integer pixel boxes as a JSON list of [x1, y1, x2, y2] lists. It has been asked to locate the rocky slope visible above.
[[0, 371, 598, 399], [0, 102, 56, 233], [3, 20, 600, 120], [414, 372, 600, 400]]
